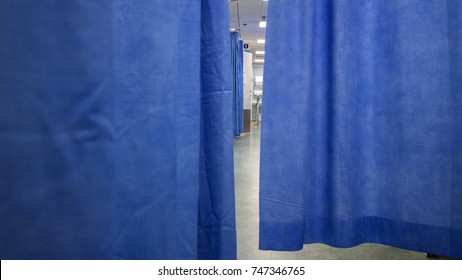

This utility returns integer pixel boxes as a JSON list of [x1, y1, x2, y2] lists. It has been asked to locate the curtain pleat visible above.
[[231, 32, 244, 136]]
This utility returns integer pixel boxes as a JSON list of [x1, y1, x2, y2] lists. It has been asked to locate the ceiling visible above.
[[229, 0, 268, 64]]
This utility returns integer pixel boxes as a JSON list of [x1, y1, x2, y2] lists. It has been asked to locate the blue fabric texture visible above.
[[231, 32, 244, 136], [0, 0, 236, 260], [260, 0, 462, 259], [197, 0, 237, 260]]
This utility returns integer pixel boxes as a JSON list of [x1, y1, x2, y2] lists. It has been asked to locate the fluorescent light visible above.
[[255, 59, 265, 63], [257, 39, 265, 44], [256, 51, 265, 55], [260, 16, 267, 28]]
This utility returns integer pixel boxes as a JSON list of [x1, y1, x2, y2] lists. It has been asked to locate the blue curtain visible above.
[[0, 0, 236, 260], [197, 1, 237, 260], [231, 32, 244, 136], [260, 0, 462, 259]]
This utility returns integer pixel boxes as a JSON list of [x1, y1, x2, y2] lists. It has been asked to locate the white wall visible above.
[[253, 64, 264, 77], [243, 52, 253, 110]]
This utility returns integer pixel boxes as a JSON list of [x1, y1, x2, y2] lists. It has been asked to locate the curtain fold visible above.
[[231, 32, 244, 136], [260, 0, 462, 259], [0, 0, 236, 260], [197, 0, 237, 260]]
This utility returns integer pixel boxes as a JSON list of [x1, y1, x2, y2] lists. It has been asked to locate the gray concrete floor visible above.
[[233, 124, 427, 260]]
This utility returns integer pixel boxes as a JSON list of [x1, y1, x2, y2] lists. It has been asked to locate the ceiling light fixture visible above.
[[255, 59, 265, 63], [260, 16, 266, 28], [256, 51, 265, 55], [257, 39, 265, 44]]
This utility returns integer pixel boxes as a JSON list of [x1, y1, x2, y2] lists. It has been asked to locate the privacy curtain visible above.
[[0, 0, 236, 260], [260, 0, 462, 259], [231, 32, 244, 136]]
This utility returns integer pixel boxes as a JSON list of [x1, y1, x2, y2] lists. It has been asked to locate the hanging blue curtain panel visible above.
[[260, 0, 462, 258], [231, 32, 244, 136], [0, 0, 236, 259], [197, 0, 237, 260]]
